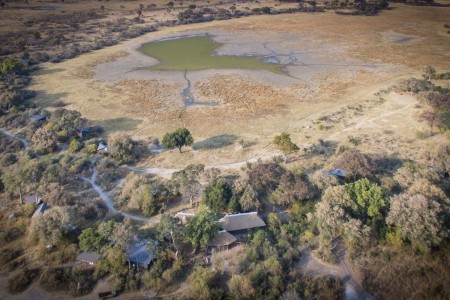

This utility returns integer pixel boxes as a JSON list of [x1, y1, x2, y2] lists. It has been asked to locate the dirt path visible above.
[[81, 166, 155, 223], [0, 128, 29, 148], [131, 150, 282, 179], [329, 93, 416, 141], [298, 240, 375, 300]]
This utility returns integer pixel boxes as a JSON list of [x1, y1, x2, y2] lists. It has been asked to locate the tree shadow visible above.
[[96, 118, 142, 133], [192, 134, 238, 150], [33, 68, 65, 76], [305, 139, 339, 158], [375, 156, 406, 174], [30, 90, 69, 108]]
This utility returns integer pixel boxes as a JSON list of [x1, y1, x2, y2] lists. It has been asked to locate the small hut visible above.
[[32, 203, 48, 219], [127, 240, 158, 271], [210, 230, 237, 252], [77, 252, 101, 266], [328, 169, 347, 178], [97, 142, 108, 153]]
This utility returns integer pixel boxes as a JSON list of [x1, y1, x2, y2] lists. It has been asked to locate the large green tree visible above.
[[109, 133, 137, 164], [345, 178, 386, 223], [187, 266, 224, 300], [171, 164, 204, 206], [203, 178, 232, 213], [31, 206, 73, 245], [185, 209, 219, 252], [162, 128, 193, 153], [157, 214, 184, 259], [78, 227, 106, 252]]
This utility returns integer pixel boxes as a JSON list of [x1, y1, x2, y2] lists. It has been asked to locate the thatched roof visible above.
[[210, 231, 237, 247], [218, 212, 266, 232], [77, 252, 101, 264]]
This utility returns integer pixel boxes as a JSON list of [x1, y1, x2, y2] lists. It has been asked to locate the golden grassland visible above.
[[28, 3, 450, 169]]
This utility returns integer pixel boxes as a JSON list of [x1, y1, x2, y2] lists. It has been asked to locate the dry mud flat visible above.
[[31, 5, 450, 167]]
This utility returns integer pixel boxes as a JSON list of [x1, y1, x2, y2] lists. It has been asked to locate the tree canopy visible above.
[[185, 209, 219, 251], [1, 58, 25, 75], [273, 132, 299, 155], [203, 178, 232, 213], [162, 128, 194, 153]]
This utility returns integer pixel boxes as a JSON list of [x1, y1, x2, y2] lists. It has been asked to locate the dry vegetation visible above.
[[0, 0, 449, 299]]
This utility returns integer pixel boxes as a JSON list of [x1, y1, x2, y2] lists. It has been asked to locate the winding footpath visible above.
[[81, 167, 153, 223], [0, 128, 29, 148]]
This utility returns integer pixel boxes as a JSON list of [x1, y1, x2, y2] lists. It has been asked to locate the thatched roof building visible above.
[[218, 212, 266, 232]]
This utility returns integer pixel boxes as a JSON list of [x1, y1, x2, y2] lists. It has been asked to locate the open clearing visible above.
[[31, 4, 450, 168]]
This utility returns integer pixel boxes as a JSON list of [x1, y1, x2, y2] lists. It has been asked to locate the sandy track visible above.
[[0, 128, 29, 148], [298, 241, 376, 300], [81, 166, 154, 223]]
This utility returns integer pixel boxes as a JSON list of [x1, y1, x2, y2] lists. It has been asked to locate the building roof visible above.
[[30, 114, 46, 121], [26, 195, 38, 203], [328, 169, 347, 177], [218, 212, 266, 232], [210, 230, 237, 247], [97, 142, 107, 151], [77, 252, 101, 264], [32, 203, 48, 219], [127, 240, 158, 266]]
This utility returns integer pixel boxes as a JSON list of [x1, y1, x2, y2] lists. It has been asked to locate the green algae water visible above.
[[139, 35, 282, 73]]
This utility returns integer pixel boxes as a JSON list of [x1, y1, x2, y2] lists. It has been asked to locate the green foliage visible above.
[[345, 178, 386, 223], [78, 227, 107, 252], [261, 6, 272, 14], [68, 139, 82, 153], [187, 267, 225, 300], [95, 246, 127, 279], [1, 58, 25, 75], [31, 127, 57, 155], [49, 109, 86, 138], [109, 133, 138, 164], [162, 127, 193, 153], [228, 274, 255, 299], [239, 185, 259, 212], [120, 174, 170, 216], [157, 214, 184, 258], [171, 164, 204, 202], [185, 209, 219, 251], [30, 206, 73, 246], [273, 132, 299, 155], [203, 178, 232, 213]]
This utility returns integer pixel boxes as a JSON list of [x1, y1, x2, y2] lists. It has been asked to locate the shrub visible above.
[[68, 139, 82, 153], [7, 268, 40, 294]]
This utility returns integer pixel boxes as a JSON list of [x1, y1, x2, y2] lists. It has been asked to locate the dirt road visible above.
[[81, 166, 156, 223], [0, 128, 29, 148], [298, 239, 375, 300]]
